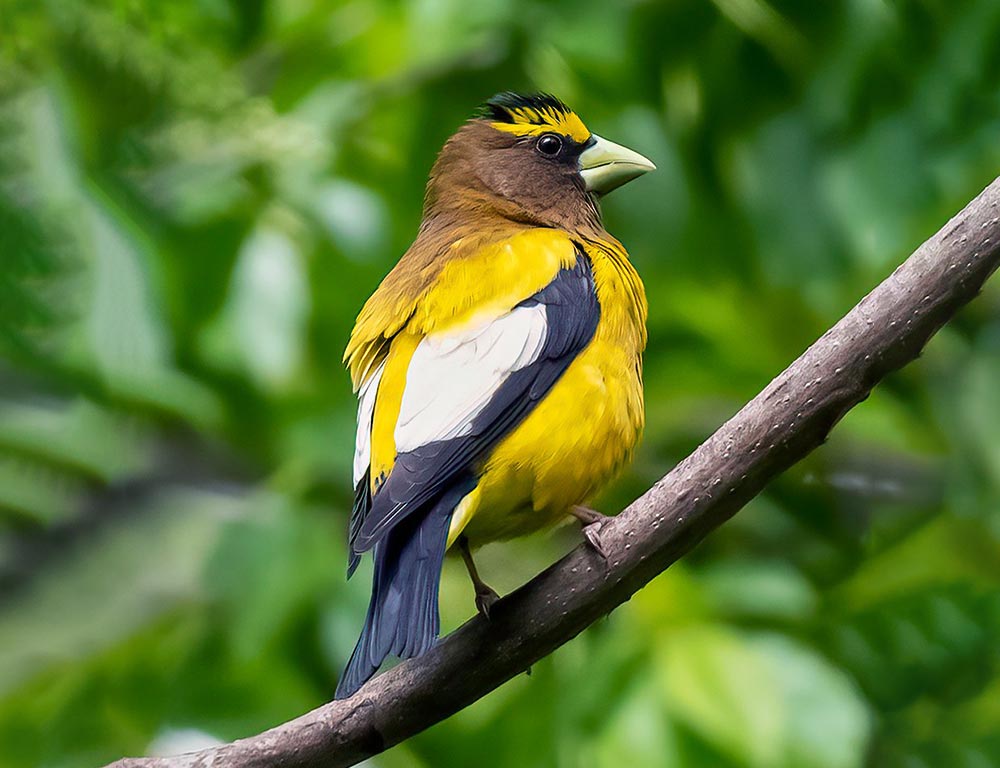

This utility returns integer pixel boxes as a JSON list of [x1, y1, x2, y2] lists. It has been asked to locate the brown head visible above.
[[422, 93, 655, 234]]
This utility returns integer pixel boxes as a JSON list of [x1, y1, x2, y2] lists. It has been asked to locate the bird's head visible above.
[[423, 92, 655, 231]]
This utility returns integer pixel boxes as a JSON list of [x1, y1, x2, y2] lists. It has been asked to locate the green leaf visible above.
[[657, 626, 871, 768], [657, 625, 785, 767], [750, 634, 871, 768]]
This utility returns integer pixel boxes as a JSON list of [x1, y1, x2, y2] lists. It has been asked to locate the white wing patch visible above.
[[353, 360, 385, 486], [394, 305, 548, 453]]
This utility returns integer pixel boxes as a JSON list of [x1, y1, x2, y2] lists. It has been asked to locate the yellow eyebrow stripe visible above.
[[490, 105, 591, 144]]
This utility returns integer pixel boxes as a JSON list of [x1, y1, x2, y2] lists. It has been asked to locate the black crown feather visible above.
[[477, 92, 572, 123]]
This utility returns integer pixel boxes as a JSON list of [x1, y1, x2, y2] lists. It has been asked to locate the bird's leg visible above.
[[459, 536, 500, 619], [569, 505, 612, 560]]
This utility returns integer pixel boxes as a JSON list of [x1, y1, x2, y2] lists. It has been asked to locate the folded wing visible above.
[[349, 252, 600, 559]]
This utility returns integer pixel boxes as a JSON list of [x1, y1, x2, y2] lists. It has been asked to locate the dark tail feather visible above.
[[335, 482, 470, 699], [347, 470, 371, 579]]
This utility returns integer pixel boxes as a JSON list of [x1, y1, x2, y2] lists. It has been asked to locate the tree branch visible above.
[[107, 177, 1000, 768]]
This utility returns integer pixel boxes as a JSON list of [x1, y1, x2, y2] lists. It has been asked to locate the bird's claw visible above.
[[582, 521, 610, 560], [475, 586, 500, 620], [571, 506, 612, 561]]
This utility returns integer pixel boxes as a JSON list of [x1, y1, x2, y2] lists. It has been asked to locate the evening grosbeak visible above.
[[337, 92, 654, 698]]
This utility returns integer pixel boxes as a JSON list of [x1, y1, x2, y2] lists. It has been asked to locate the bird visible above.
[[337, 92, 654, 699]]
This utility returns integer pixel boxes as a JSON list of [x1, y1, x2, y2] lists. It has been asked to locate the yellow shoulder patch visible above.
[[412, 228, 579, 336], [345, 226, 579, 391]]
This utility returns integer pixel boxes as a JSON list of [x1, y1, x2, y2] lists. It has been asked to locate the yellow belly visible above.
[[447, 336, 644, 547]]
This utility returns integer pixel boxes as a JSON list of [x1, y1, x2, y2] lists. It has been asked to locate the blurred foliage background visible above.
[[1, 0, 1000, 766]]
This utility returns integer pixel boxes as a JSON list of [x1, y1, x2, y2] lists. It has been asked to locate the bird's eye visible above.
[[536, 133, 563, 156]]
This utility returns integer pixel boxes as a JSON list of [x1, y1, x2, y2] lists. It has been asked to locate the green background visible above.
[[2, 0, 1000, 766]]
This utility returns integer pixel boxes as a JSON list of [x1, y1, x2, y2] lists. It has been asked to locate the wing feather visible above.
[[353, 362, 384, 487], [394, 304, 548, 452], [347, 361, 385, 577]]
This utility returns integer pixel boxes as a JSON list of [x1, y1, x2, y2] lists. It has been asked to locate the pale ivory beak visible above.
[[579, 134, 656, 195]]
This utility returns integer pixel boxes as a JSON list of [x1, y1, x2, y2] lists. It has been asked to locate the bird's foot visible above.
[[582, 524, 609, 560], [475, 584, 501, 620], [459, 535, 501, 619], [570, 505, 612, 560]]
